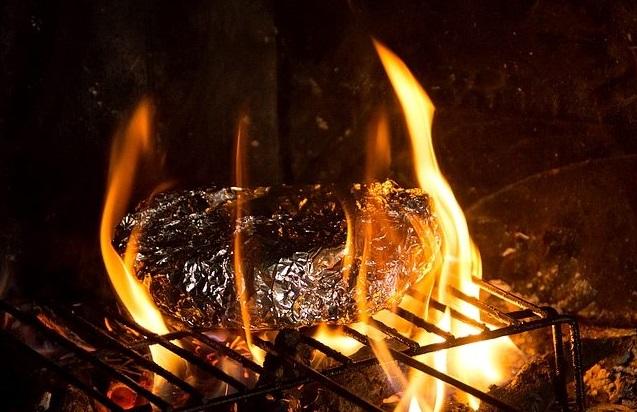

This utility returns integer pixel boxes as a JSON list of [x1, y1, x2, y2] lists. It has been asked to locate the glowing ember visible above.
[[373, 40, 519, 410], [100, 99, 186, 393]]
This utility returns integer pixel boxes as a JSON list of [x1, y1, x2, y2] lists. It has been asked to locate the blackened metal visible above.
[[427, 296, 491, 332], [53, 305, 203, 400], [393, 306, 455, 341], [567, 318, 585, 412], [549, 311, 569, 411], [0, 279, 586, 411], [507, 309, 542, 321], [107, 310, 248, 391], [0, 329, 125, 412], [115, 180, 440, 330], [390, 348, 518, 412], [448, 286, 520, 326], [340, 325, 518, 411], [252, 335, 384, 412], [472, 276, 548, 318], [300, 334, 352, 364], [367, 318, 420, 350], [0, 301, 170, 410], [186, 329, 265, 374]]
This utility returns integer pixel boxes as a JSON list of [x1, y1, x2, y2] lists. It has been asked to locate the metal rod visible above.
[[341, 326, 518, 411], [252, 337, 384, 412], [471, 276, 547, 317], [448, 286, 520, 326], [0, 301, 170, 409], [390, 349, 519, 412], [187, 329, 265, 374], [174, 314, 583, 411], [180, 356, 385, 410], [507, 309, 541, 321], [393, 307, 454, 341], [110, 311, 248, 391], [566, 317, 586, 411], [0, 328, 125, 412], [301, 335, 352, 364], [549, 313, 569, 411], [427, 297, 491, 331], [367, 318, 419, 350], [0, 274, 585, 412], [409, 315, 574, 357], [54, 306, 202, 400], [0, 301, 171, 411]]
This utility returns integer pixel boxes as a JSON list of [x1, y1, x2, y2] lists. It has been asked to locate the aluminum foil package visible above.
[[114, 180, 441, 330]]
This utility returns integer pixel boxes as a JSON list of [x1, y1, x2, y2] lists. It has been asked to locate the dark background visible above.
[[1, 1, 636, 322]]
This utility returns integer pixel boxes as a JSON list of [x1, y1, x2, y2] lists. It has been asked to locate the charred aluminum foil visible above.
[[114, 180, 441, 330]]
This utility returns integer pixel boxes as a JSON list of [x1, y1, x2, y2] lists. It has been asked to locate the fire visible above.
[[100, 99, 186, 393], [232, 114, 265, 365], [312, 324, 363, 357], [373, 40, 517, 410]]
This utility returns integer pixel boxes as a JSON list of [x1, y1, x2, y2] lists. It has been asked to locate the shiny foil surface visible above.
[[114, 180, 441, 330]]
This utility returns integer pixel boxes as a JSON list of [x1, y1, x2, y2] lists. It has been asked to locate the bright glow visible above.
[[365, 109, 391, 182], [312, 324, 364, 357], [408, 397, 423, 412], [100, 99, 186, 393], [374, 40, 518, 410]]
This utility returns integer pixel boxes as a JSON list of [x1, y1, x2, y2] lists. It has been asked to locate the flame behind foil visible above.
[[233, 114, 266, 364], [374, 40, 518, 410], [100, 99, 186, 394]]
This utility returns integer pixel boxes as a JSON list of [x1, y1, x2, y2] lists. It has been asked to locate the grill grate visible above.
[[0, 278, 585, 412]]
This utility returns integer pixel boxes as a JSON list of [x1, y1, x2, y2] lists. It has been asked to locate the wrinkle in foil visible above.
[[114, 180, 441, 330]]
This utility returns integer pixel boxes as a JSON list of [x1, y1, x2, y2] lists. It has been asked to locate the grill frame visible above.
[[0, 278, 585, 412]]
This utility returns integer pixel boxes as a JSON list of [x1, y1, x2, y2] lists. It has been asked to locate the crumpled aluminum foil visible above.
[[114, 180, 441, 330]]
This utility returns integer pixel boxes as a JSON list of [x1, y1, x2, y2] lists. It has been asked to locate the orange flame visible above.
[[312, 324, 363, 357], [357, 112, 414, 393], [100, 99, 186, 393], [365, 109, 391, 183], [374, 40, 517, 410], [232, 114, 265, 365]]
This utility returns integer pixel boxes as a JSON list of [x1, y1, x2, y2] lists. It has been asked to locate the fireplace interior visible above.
[[1, 1, 637, 411]]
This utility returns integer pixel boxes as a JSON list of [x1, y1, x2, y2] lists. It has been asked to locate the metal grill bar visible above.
[[187, 329, 265, 374], [448, 286, 520, 326], [472, 276, 547, 317], [301, 335, 352, 365], [0, 278, 586, 412], [252, 336, 384, 412], [393, 306, 455, 340], [0, 328, 125, 412], [53, 305, 203, 400], [367, 318, 420, 350], [108, 310, 248, 391], [0, 301, 171, 410], [341, 326, 518, 411], [426, 295, 491, 331]]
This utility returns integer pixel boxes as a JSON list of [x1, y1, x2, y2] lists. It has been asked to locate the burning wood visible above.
[[113, 180, 440, 330]]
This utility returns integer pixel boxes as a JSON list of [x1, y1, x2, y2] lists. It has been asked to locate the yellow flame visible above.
[[233, 114, 265, 365], [357, 187, 425, 393], [365, 109, 391, 182], [374, 40, 516, 410], [312, 324, 363, 357], [409, 397, 423, 412], [100, 99, 186, 393]]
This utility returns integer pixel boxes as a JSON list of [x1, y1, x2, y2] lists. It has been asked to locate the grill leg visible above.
[[567, 318, 585, 412], [550, 321, 569, 411]]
